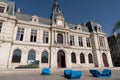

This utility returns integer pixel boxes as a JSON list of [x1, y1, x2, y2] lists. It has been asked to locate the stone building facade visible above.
[[0, 0, 113, 68]]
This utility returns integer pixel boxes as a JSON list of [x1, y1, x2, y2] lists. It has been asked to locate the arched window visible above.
[[88, 53, 93, 63], [57, 33, 63, 44], [80, 53, 85, 63], [27, 50, 36, 63], [41, 51, 48, 63], [12, 49, 22, 63], [71, 53, 76, 63]]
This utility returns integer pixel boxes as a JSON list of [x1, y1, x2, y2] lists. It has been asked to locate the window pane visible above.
[[12, 49, 22, 63], [16, 27, 24, 41], [86, 37, 91, 47], [43, 31, 49, 43], [28, 50, 36, 60], [0, 7, 4, 13], [99, 37, 105, 47], [30, 29, 37, 42], [78, 36, 83, 46], [88, 54, 93, 63], [70, 35, 75, 46], [57, 34, 63, 44], [71, 53, 76, 63], [41, 51, 48, 63], [80, 53, 85, 63]]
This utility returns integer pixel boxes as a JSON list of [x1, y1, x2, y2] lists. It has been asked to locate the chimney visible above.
[[17, 7, 21, 13]]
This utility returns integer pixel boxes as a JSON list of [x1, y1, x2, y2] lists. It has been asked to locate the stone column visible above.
[[65, 32, 68, 45], [39, 30, 43, 43], [54, 30, 57, 44], [66, 50, 72, 68], [76, 54, 80, 65], [85, 53, 89, 67], [21, 49, 28, 65], [67, 33, 69, 45], [36, 30, 40, 43], [107, 52, 113, 67], [26, 28, 31, 42], [50, 48, 57, 68]]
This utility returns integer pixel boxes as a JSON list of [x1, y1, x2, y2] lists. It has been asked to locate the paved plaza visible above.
[[0, 68, 120, 80]]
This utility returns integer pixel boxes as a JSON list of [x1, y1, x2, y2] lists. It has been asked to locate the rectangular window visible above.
[[16, 27, 24, 41], [43, 31, 49, 43], [0, 6, 4, 13], [0, 22, 3, 33], [86, 37, 91, 47], [30, 29, 37, 42], [78, 36, 83, 47], [99, 37, 105, 47], [70, 35, 75, 46]]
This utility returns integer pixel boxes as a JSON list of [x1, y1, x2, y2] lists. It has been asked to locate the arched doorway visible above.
[[57, 50, 66, 68], [102, 53, 109, 67]]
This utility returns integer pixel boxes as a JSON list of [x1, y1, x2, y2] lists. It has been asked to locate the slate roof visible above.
[[0, 0, 91, 32], [15, 12, 90, 32]]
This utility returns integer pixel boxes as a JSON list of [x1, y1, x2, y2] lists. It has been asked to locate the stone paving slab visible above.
[[0, 68, 120, 80]]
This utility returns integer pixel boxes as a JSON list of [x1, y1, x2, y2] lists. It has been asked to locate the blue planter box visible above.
[[64, 69, 82, 79], [90, 69, 112, 78], [41, 68, 50, 75]]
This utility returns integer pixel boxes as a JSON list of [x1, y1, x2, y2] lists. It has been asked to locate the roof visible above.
[[0, 0, 91, 33], [0, 0, 15, 15], [15, 12, 51, 25], [15, 12, 90, 32]]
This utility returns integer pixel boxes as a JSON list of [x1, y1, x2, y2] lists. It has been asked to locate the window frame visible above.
[[28, 50, 36, 60], [16, 27, 24, 41], [88, 54, 93, 63], [70, 35, 75, 46], [57, 33, 63, 44], [12, 49, 22, 63], [80, 53, 85, 63], [41, 51, 48, 63], [71, 53, 76, 63], [78, 36, 83, 47], [86, 37, 91, 47], [0, 6, 5, 13], [30, 29, 37, 42], [99, 37, 105, 48], [43, 31, 49, 43]]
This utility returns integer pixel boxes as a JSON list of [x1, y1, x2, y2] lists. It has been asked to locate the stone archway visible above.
[[57, 50, 66, 68], [102, 53, 109, 67]]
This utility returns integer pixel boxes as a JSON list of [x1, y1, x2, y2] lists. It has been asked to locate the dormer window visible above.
[[98, 27, 101, 32], [0, 6, 4, 13], [94, 24, 102, 32], [31, 15, 39, 23], [75, 25, 82, 31]]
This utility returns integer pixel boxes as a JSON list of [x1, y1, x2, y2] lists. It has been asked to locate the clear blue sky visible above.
[[11, 0, 120, 36]]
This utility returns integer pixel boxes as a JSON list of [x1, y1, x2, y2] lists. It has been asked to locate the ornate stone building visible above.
[[0, 0, 113, 68]]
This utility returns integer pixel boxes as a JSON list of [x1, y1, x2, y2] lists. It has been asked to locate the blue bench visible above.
[[64, 69, 82, 79], [101, 69, 112, 77], [41, 68, 50, 75], [89, 69, 112, 78]]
